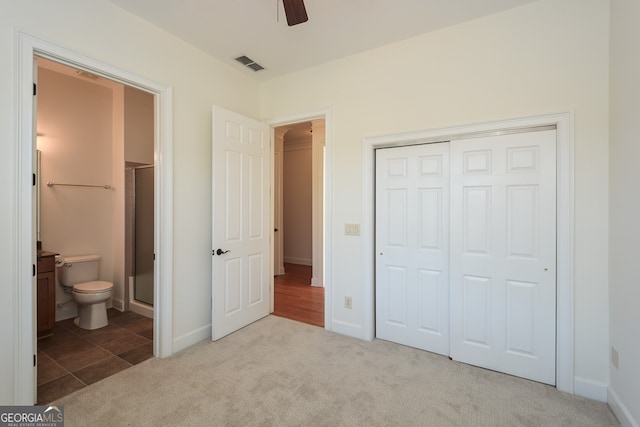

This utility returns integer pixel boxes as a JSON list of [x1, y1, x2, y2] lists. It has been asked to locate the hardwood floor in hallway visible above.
[[273, 263, 324, 327]]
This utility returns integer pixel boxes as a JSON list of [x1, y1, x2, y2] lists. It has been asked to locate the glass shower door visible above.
[[134, 166, 154, 305]]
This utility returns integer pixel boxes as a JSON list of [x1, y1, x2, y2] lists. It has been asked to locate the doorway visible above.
[[37, 58, 155, 315], [15, 33, 173, 404], [35, 56, 156, 402], [272, 119, 326, 327]]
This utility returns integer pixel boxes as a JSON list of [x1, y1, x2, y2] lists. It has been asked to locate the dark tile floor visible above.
[[37, 309, 154, 405]]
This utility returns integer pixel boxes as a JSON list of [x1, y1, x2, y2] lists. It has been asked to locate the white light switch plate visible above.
[[345, 223, 360, 236]]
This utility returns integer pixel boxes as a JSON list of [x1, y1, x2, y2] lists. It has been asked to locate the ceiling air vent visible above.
[[235, 55, 265, 72]]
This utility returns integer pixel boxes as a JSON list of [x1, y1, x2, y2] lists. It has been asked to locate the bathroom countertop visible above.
[[37, 249, 59, 260]]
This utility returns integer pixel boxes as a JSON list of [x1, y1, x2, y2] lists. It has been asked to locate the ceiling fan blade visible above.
[[282, 0, 308, 26]]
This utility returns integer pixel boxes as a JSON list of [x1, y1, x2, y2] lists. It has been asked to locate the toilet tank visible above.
[[57, 254, 101, 287]]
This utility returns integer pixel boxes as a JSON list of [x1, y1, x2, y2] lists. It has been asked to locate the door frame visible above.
[[14, 32, 174, 404], [361, 111, 574, 394], [266, 108, 333, 330], [273, 127, 286, 277]]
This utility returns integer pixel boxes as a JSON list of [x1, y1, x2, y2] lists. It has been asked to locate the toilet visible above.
[[56, 254, 114, 330]]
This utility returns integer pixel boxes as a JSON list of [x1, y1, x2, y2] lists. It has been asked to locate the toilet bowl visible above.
[[72, 280, 113, 330], [56, 254, 114, 330]]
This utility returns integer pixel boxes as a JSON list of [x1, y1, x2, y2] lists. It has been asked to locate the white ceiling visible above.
[[107, 0, 538, 81]]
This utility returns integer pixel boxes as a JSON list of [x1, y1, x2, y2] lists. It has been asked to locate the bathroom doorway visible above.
[[37, 57, 155, 318], [15, 34, 173, 404], [35, 56, 155, 402]]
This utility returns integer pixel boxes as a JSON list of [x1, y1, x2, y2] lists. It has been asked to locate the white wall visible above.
[[260, 0, 610, 391], [609, 0, 640, 424], [38, 67, 116, 321], [1, 0, 260, 404], [0, 0, 617, 407], [283, 136, 313, 265]]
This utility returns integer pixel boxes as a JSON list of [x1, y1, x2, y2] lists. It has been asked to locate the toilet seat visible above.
[[73, 280, 113, 294]]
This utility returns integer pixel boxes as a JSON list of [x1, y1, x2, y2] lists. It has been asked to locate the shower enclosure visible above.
[[126, 165, 154, 314]]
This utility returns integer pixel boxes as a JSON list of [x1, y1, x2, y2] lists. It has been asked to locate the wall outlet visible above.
[[611, 346, 619, 369], [345, 223, 360, 236], [345, 296, 352, 309]]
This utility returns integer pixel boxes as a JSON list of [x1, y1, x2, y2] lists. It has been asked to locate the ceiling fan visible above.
[[282, 0, 309, 26]]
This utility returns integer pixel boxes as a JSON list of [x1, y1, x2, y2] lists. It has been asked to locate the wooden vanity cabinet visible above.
[[37, 254, 56, 337]]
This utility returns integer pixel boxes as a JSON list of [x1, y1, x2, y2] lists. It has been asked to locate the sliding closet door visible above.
[[449, 130, 557, 385], [375, 142, 450, 356]]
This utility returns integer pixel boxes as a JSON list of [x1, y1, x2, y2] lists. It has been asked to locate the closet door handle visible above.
[[215, 249, 231, 256]]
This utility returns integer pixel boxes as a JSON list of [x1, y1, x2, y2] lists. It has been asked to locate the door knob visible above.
[[216, 249, 231, 256]]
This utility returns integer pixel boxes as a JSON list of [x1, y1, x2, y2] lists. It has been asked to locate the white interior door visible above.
[[212, 106, 270, 341], [449, 130, 557, 385], [375, 142, 450, 356]]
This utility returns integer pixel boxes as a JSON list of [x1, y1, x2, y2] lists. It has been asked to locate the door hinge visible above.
[[153, 253, 156, 261], [33, 264, 36, 277], [33, 173, 36, 186], [33, 83, 37, 96], [33, 354, 36, 367]]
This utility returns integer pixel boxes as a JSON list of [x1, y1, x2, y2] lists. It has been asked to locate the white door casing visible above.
[[375, 142, 450, 356], [373, 129, 556, 385], [16, 33, 174, 404], [363, 113, 573, 393], [311, 119, 325, 287], [212, 106, 271, 341], [266, 108, 334, 333], [274, 128, 285, 276], [449, 130, 557, 385]]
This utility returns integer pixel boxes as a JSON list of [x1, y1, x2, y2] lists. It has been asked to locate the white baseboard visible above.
[[172, 324, 212, 353], [55, 302, 77, 322], [284, 257, 312, 266], [574, 377, 608, 402], [609, 387, 639, 427], [112, 298, 125, 311], [311, 277, 324, 287], [330, 319, 363, 340]]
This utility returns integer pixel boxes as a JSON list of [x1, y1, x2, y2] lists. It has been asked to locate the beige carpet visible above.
[[57, 315, 618, 426]]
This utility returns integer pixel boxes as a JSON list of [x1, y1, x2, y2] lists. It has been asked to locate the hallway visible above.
[[273, 263, 324, 327]]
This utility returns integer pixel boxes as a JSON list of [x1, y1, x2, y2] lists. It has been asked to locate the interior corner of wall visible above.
[[573, 376, 609, 402]]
